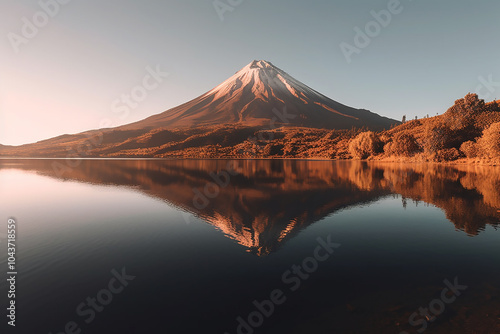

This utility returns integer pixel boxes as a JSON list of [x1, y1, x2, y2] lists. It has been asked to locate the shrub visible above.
[[445, 93, 486, 130], [441, 93, 491, 145], [423, 123, 451, 154], [475, 111, 500, 130], [263, 143, 284, 156], [460, 141, 479, 158], [477, 122, 500, 158], [348, 131, 381, 159], [384, 133, 420, 157], [435, 148, 462, 162]]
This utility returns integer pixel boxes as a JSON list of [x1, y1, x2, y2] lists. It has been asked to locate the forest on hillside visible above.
[[177, 93, 500, 163], [1, 94, 499, 164], [347, 94, 500, 163]]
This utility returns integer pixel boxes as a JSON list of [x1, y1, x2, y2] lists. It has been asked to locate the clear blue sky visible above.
[[1, 0, 499, 145]]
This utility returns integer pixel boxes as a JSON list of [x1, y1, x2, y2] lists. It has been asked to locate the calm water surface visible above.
[[0, 159, 499, 334]]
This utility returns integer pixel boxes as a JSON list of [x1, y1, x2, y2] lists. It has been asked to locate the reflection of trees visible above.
[[1, 159, 499, 254], [368, 163, 500, 235]]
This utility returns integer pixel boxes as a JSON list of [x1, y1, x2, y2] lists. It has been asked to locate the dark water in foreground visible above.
[[0, 159, 499, 334]]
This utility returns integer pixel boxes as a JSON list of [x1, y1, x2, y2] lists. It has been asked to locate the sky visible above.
[[1, 0, 499, 145]]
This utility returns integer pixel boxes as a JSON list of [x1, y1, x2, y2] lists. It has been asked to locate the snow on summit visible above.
[[120, 60, 397, 131]]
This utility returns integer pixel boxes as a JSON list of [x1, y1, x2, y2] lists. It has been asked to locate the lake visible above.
[[0, 159, 499, 334]]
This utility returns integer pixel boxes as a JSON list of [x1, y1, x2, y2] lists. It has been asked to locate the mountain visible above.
[[0, 60, 399, 157], [120, 60, 396, 131]]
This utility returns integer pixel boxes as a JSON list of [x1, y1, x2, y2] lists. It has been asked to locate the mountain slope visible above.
[[121, 60, 396, 131], [0, 60, 399, 157]]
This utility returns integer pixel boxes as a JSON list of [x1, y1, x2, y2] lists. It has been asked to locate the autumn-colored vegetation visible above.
[[1, 94, 499, 164], [349, 94, 500, 163], [4, 158, 499, 239], [348, 131, 382, 159]]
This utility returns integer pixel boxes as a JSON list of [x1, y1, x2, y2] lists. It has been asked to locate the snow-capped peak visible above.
[[248, 60, 274, 69], [118, 60, 398, 132], [207, 59, 324, 104]]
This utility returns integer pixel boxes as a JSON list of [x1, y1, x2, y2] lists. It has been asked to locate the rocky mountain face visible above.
[[0, 60, 399, 157], [121, 60, 397, 131]]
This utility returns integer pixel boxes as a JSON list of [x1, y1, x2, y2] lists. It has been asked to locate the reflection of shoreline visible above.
[[1, 159, 499, 255], [367, 162, 500, 234]]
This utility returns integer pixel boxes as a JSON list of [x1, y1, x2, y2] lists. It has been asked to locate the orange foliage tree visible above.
[[384, 133, 421, 157], [348, 131, 382, 159], [478, 122, 500, 158]]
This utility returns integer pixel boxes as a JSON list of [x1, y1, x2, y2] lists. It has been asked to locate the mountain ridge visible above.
[[0, 60, 399, 157], [118, 60, 397, 131]]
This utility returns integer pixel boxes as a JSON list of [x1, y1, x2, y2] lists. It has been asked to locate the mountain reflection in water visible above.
[[2, 159, 499, 257]]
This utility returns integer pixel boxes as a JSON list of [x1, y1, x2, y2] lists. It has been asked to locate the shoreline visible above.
[[0, 156, 499, 166]]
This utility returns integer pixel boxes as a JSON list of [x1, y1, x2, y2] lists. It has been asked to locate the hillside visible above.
[[0, 91, 497, 162], [374, 95, 500, 163], [0, 60, 399, 158]]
